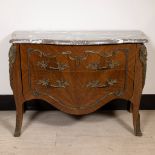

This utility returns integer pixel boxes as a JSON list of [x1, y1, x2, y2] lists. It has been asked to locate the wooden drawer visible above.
[[20, 44, 136, 114], [22, 44, 127, 72]]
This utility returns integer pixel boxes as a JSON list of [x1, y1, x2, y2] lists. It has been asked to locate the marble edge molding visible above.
[[10, 39, 148, 45], [9, 30, 148, 45]]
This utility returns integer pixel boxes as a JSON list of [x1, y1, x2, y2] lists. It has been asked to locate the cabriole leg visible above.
[[132, 103, 142, 136], [9, 45, 25, 137], [14, 103, 24, 137], [129, 44, 147, 136]]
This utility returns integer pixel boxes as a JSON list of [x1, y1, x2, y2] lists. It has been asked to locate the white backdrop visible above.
[[0, 0, 154, 94]]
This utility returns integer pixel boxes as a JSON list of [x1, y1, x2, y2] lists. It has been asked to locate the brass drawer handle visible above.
[[86, 79, 117, 88], [87, 61, 119, 70], [37, 79, 69, 88], [37, 61, 69, 71]]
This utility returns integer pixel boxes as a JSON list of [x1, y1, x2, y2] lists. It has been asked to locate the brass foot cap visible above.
[[14, 130, 21, 137], [135, 131, 142, 136]]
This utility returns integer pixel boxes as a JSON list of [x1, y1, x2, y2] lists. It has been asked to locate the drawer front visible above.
[[25, 44, 125, 72], [21, 44, 136, 114]]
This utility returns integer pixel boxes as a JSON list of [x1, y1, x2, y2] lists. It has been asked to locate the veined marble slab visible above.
[[10, 31, 148, 45]]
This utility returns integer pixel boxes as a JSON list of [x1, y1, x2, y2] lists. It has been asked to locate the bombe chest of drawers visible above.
[[9, 31, 148, 137]]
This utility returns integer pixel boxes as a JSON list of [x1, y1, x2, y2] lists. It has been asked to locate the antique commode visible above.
[[9, 31, 148, 137]]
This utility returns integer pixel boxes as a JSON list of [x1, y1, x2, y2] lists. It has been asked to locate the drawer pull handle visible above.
[[37, 61, 69, 71], [87, 61, 119, 70], [37, 79, 69, 88], [86, 79, 117, 88]]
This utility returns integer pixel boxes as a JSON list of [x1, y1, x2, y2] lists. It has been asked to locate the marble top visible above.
[[10, 31, 148, 45]]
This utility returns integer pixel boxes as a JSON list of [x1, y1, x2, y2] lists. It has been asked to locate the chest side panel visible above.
[[20, 44, 136, 114]]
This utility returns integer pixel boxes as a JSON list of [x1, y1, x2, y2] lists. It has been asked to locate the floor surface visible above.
[[0, 110, 155, 155]]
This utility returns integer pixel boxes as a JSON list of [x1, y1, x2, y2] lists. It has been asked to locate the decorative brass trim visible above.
[[37, 61, 69, 71], [27, 48, 120, 68], [9, 45, 16, 89], [37, 61, 48, 69], [34, 89, 123, 110], [9, 45, 16, 67], [66, 53, 89, 66], [37, 79, 69, 88], [32, 89, 40, 96], [86, 60, 120, 70], [85, 50, 119, 58], [86, 79, 117, 88], [139, 44, 147, 88], [27, 48, 71, 58], [65, 50, 119, 66]]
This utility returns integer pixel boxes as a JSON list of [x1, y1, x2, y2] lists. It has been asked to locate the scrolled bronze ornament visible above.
[[37, 79, 69, 88], [139, 44, 147, 88], [9, 45, 16, 65], [32, 89, 40, 96], [85, 50, 119, 58], [37, 61, 48, 69], [37, 61, 69, 71], [86, 79, 117, 88], [87, 60, 120, 70], [9, 45, 16, 89]]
